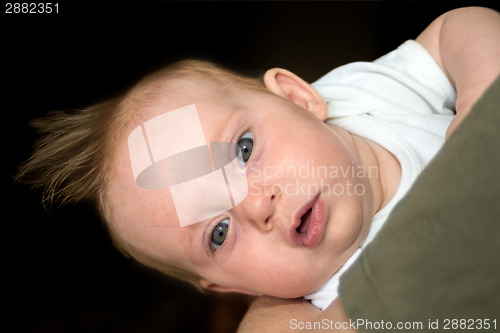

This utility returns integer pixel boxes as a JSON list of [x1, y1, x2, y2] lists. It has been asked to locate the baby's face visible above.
[[108, 78, 376, 298]]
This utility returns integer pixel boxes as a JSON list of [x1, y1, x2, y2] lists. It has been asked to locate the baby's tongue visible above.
[[298, 208, 312, 234]]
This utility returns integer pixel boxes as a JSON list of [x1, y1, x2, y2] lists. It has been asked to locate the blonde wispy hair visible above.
[[17, 59, 267, 288]]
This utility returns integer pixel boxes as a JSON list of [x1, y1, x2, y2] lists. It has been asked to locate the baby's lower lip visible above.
[[303, 195, 326, 248]]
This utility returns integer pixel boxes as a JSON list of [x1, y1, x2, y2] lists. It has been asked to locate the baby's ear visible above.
[[264, 68, 327, 121], [199, 279, 262, 296]]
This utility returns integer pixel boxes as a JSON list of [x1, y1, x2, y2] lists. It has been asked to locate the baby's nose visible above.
[[239, 188, 279, 232]]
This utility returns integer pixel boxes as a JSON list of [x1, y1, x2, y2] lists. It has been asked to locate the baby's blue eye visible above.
[[236, 131, 253, 167], [211, 218, 229, 251]]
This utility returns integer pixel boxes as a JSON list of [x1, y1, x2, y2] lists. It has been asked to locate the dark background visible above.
[[4, 1, 500, 332]]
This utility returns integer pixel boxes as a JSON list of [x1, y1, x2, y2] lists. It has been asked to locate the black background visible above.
[[4, 1, 500, 332]]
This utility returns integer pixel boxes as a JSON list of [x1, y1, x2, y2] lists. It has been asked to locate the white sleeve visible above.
[[312, 40, 456, 119], [374, 40, 456, 109]]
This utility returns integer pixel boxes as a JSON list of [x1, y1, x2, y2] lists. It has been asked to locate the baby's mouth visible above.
[[291, 193, 325, 248], [297, 207, 312, 234]]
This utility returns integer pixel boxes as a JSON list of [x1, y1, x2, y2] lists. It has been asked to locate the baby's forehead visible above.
[[129, 78, 239, 126]]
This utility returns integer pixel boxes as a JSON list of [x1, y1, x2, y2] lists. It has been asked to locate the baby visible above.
[[18, 7, 500, 314]]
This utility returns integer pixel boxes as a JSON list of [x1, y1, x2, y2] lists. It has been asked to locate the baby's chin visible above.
[[269, 288, 317, 300], [269, 261, 347, 299], [263, 277, 327, 300]]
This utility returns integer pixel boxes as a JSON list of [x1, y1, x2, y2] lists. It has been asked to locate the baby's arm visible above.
[[415, 7, 500, 137]]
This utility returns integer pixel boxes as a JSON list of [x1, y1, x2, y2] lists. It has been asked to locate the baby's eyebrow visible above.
[[182, 222, 211, 266], [209, 104, 241, 142], [184, 224, 195, 255]]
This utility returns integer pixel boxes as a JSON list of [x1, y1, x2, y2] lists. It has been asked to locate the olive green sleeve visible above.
[[339, 76, 500, 332]]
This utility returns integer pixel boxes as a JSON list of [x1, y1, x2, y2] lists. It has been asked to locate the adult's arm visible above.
[[237, 295, 356, 333], [415, 7, 500, 137]]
